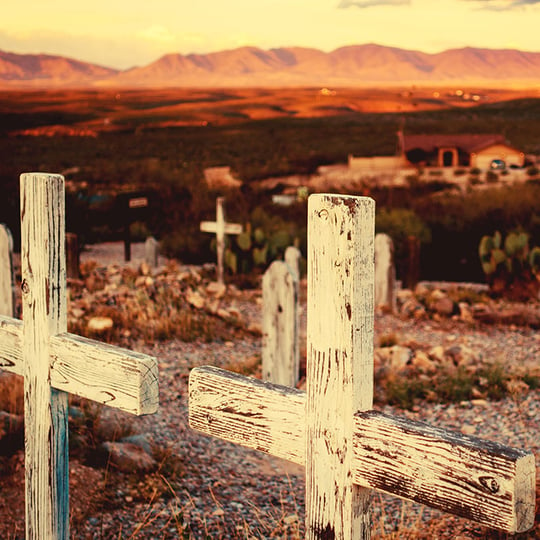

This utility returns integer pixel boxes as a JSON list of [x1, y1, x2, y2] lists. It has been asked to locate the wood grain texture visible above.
[[189, 366, 536, 533], [189, 365, 304, 465], [306, 194, 375, 539], [21, 172, 69, 540], [352, 411, 536, 534], [0, 317, 158, 415], [262, 260, 298, 387]]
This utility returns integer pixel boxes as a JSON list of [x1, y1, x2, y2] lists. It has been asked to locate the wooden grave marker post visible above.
[[200, 197, 242, 285], [262, 260, 299, 387], [0, 223, 15, 317], [374, 233, 396, 312], [190, 194, 535, 538], [0, 173, 159, 540]]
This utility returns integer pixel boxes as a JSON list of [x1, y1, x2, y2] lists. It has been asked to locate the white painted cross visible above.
[[190, 194, 535, 538], [200, 197, 243, 285], [0, 173, 159, 540]]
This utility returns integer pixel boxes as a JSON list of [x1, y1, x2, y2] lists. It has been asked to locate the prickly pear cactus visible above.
[[479, 230, 540, 298]]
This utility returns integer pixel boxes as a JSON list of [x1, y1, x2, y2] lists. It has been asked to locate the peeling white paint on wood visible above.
[[189, 366, 536, 534], [262, 260, 298, 387], [200, 197, 242, 284], [189, 193, 535, 538], [0, 224, 14, 317], [0, 316, 158, 415], [306, 194, 374, 539], [0, 173, 159, 540], [21, 173, 69, 540]]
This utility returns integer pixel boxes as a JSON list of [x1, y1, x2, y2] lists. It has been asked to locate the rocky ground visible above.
[[0, 242, 539, 539]]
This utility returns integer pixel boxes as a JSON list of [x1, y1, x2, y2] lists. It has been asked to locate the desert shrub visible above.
[[486, 170, 499, 183], [375, 208, 431, 281], [412, 184, 540, 281]]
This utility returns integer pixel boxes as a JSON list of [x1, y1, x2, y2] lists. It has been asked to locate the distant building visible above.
[[203, 166, 242, 190], [400, 132, 525, 169]]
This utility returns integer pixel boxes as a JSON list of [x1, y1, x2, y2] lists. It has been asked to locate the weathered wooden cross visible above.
[[200, 196, 242, 285], [190, 194, 535, 538], [262, 259, 299, 387], [0, 173, 159, 540]]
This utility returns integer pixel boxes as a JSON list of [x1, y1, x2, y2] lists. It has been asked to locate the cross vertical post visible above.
[[306, 195, 374, 538], [21, 173, 69, 539], [0, 173, 160, 540]]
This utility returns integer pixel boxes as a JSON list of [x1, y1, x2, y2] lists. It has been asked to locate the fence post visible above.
[[306, 195, 374, 539]]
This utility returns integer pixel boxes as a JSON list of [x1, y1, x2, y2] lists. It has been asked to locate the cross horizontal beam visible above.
[[189, 365, 535, 534], [0, 316, 158, 415], [200, 221, 243, 235]]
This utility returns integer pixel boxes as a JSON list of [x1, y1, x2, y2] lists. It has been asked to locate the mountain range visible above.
[[2, 44, 540, 87]]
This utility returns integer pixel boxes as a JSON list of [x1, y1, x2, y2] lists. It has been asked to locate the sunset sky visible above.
[[2, 0, 540, 69]]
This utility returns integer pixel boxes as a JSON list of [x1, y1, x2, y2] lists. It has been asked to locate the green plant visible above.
[[375, 208, 431, 282], [478, 230, 540, 297]]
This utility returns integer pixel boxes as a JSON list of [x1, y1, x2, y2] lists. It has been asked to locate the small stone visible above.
[[376, 345, 412, 371], [458, 302, 475, 323], [87, 316, 114, 333], [206, 281, 227, 299], [461, 425, 476, 435], [186, 289, 205, 309], [101, 441, 157, 473], [410, 350, 436, 373]]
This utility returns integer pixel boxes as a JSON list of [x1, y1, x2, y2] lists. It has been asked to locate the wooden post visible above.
[[200, 197, 242, 285], [189, 194, 535, 538], [0, 224, 15, 317], [306, 195, 374, 538], [405, 235, 421, 289], [65, 232, 79, 280], [374, 233, 396, 312], [145, 236, 159, 268], [1, 173, 159, 540], [262, 260, 298, 387], [123, 223, 131, 262]]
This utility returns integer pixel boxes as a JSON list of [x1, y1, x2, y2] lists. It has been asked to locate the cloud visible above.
[[138, 25, 175, 44], [338, 0, 410, 8], [460, 0, 540, 9]]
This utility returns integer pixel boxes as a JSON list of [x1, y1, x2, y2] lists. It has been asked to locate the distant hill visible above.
[[2, 44, 540, 87], [0, 50, 118, 84]]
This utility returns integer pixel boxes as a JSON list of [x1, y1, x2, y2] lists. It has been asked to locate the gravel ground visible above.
[[75, 242, 540, 538], [8, 242, 536, 539]]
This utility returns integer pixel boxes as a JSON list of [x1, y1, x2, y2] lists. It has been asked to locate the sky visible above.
[[1, 0, 540, 70]]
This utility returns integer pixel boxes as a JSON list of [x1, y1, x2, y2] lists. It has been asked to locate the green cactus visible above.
[[529, 246, 540, 273], [236, 231, 252, 251], [479, 230, 540, 297], [253, 244, 268, 266], [504, 231, 528, 258], [253, 227, 266, 246], [224, 248, 238, 274]]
